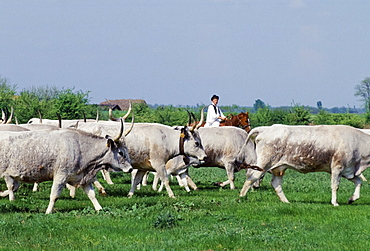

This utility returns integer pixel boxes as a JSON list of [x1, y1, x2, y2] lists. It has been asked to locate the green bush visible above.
[[153, 211, 179, 229], [250, 105, 312, 127], [313, 110, 365, 128]]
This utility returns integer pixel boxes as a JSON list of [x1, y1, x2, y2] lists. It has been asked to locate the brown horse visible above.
[[220, 112, 251, 132], [190, 110, 251, 133]]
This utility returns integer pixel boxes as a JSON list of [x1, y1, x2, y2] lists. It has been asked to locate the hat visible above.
[[211, 94, 219, 101]]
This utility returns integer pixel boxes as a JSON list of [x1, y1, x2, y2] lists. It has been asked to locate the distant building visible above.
[[99, 99, 147, 111]]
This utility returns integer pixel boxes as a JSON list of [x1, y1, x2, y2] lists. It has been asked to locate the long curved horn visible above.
[[109, 108, 118, 121], [38, 110, 42, 123], [190, 111, 197, 132], [196, 107, 205, 129], [124, 112, 134, 137], [6, 107, 13, 124], [122, 102, 132, 120], [1, 109, 5, 124], [56, 113, 62, 128], [114, 118, 124, 142], [186, 110, 192, 126], [95, 109, 99, 122], [83, 111, 87, 123]]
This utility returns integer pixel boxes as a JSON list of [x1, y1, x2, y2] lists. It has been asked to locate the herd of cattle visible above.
[[1, 107, 370, 213]]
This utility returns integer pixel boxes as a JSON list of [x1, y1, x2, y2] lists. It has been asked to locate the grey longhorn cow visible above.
[[152, 126, 253, 192], [75, 113, 206, 198], [238, 124, 370, 206], [0, 120, 132, 213]]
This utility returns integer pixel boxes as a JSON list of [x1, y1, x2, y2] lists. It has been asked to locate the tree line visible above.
[[1, 75, 369, 128]]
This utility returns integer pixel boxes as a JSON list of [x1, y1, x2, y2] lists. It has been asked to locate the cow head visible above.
[[103, 119, 133, 173], [177, 108, 207, 162], [177, 125, 207, 163]]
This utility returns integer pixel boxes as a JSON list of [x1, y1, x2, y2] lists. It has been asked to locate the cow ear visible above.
[[180, 127, 189, 139], [105, 135, 114, 148]]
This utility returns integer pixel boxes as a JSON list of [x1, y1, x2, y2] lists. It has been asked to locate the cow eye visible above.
[[195, 142, 200, 147], [118, 151, 124, 157]]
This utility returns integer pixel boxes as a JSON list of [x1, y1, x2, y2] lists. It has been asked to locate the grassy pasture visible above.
[[0, 167, 370, 250]]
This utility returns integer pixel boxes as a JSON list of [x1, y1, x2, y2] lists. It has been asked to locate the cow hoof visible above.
[[213, 182, 222, 187]]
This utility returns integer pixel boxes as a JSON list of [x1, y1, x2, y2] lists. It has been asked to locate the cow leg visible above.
[[152, 172, 159, 191], [154, 163, 175, 198], [223, 162, 236, 189], [359, 173, 367, 182], [158, 179, 164, 192], [142, 171, 149, 186], [162, 175, 175, 198], [82, 182, 102, 211], [0, 189, 10, 197], [46, 178, 67, 214], [246, 169, 266, 189], [127, 169, 146, 198], [270, 168, 289, 203], [33, 182, 39, 192], [330, 168, 342, 207], [66, 183, 76, 198], [176, 175, 184, 187], [101, 169, 114, 185], [156, 173, 175, 197], [3, 176, 19, 201], [93, 178, 107, 196], [348, 176, 362, 204], [240, 169, 265, 197], [185, 172, 198, 190], [178, 173, 191, 192]]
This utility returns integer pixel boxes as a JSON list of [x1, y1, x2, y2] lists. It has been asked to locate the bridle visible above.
[[234, 115, 251, 132]]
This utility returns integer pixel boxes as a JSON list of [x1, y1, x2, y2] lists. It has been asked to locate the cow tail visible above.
[[246, 129, 260, 149]]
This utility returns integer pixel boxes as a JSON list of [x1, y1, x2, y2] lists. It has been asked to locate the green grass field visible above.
[[0, 167, 369, 250]]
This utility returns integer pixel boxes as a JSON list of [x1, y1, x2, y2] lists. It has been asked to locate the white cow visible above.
[[239, 124, 370, 206], [75, 118, 206, 198], [0, 121, 132, 213], [151, 126, 258, 192]]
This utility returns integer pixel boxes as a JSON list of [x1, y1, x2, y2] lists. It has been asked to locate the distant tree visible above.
[[154, 106, 188, 126], [15, 86, 60, 123], [131, 103, 155, 123], [54, 88, 90, 120], [253, 99, 266, 111], [250, 107, 272, 127], [0, 76, 17, 112], [285, 105, 311, 125], [313, 110, 335, 125], [355, 77, 370, 112], [317, 101, 322, 110]]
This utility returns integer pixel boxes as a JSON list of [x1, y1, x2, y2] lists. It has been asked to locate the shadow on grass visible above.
[[288, 199, 370, 206]]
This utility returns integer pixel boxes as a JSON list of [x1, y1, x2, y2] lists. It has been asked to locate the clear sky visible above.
[[1, 0, 369, 109]]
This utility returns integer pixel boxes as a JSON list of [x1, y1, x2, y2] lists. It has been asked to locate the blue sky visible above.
[[1, 0, 369, 108]]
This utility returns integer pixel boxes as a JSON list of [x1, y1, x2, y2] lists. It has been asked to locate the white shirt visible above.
[[205, 104, 225, 127]]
